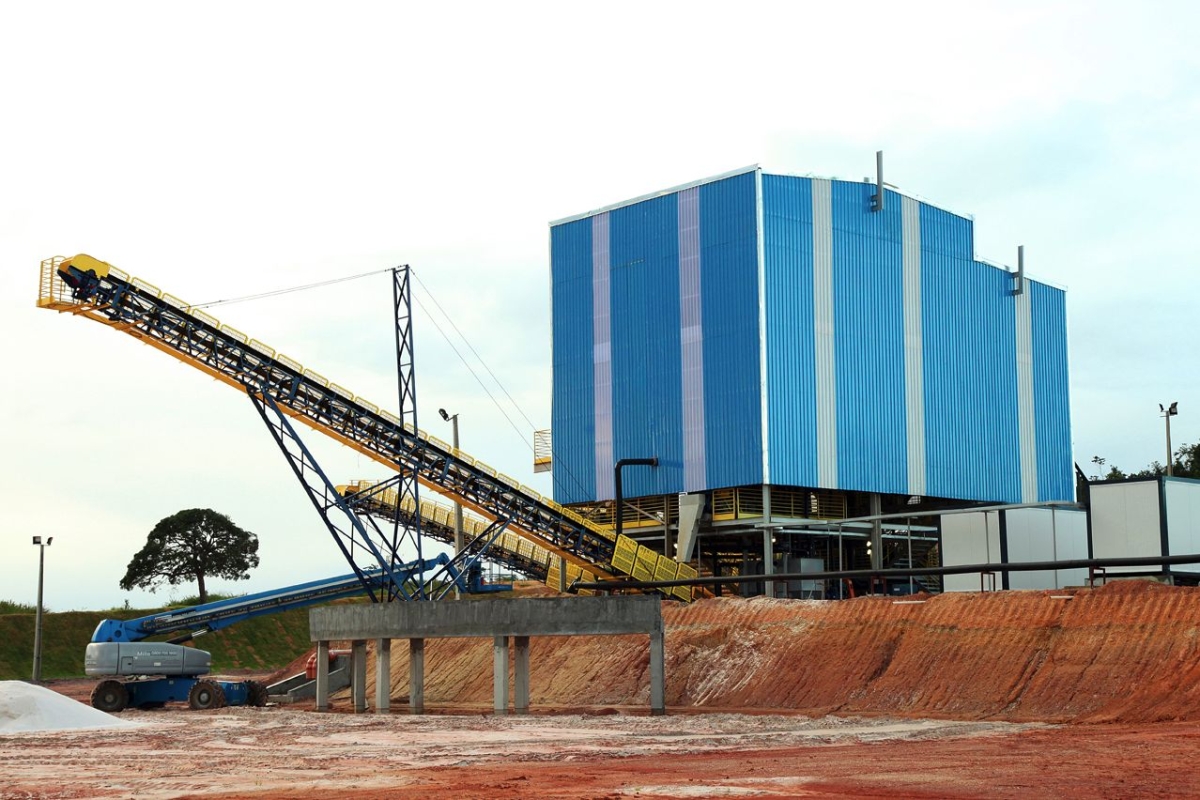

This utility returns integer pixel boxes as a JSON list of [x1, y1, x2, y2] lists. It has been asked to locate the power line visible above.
[[410, 270, 540, 433], [187, 267, 393, 310], [411, 272, 592, 499]]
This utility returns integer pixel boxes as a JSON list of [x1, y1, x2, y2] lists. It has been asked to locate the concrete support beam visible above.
[[315, 639, 330, 712], [374, 638, 391, 714], [409, 638, 425, 714], [676, 492, 705, 563], [493, 635, 509, 715], [870, 493, 884, 572], [513, 636, 530, 714], [763, 485, 775, 599], [763, 528, 775, 599], [650, 630, 665, 716], [310, 597, 665, 716], [352, 639, 367, 713]]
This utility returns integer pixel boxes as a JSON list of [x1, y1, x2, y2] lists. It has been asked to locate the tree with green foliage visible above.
[[1090, 441, 1200, 481], [120, 509, 259, 604]]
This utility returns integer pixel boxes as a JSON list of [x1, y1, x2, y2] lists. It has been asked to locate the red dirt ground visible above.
[[337, 579, 1200, 724], [9, 580, 1200, 798]]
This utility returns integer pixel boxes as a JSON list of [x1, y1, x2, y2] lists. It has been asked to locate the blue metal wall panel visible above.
[[552, 171, 1071, 508], [1030, 281, 1074, 500], [549, 219, 596, 503], [919, 204, 1022, 502], [699, 172, 763, 489], [609, 194, 685, 499], [831, 182, 908, 494], [918, 199, 973, 259], [761, 174, 817, 488]]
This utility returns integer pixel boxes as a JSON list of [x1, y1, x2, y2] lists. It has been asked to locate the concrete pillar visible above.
[[374, 638, 391, 714], [710, 539, 722, 597], [650, 630, 666, 716], [352, 639, 367, 713], [513, 636, 530, 714], [763, 485, 775, 599], [409, 638, 425, 715], [762, 528, 775, 599], [493, 635, 509, 715], [558, 556, 567, 593], [870, 493, 884, 573], [314, 640, 330, 711]]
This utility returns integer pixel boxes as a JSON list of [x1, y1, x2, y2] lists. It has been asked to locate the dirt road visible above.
[[2, 703, 1198, 799]]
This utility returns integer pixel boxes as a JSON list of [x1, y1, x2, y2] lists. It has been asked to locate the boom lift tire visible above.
[[91, 679, 129, 713], [245, 680, 269, 707], [188, 680, 227, 710]]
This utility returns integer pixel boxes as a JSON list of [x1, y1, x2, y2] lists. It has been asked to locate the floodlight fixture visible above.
[[1162, 402, 1180, 476]]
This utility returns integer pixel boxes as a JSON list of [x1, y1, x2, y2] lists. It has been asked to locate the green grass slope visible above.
[[0, 605, 316, 681]]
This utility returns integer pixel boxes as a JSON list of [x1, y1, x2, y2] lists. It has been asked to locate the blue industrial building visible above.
[[548, 165, 1073, 593], [551, 166, 1070, 504]]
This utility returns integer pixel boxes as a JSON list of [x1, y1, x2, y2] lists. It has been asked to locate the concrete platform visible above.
[[309, 595, 665, 715]]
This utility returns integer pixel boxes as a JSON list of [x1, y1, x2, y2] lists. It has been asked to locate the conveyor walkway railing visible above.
[[339, 480, 556, 582], [39, 255, 694, 599]]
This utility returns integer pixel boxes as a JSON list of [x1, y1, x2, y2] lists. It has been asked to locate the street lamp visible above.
[[438, 408, 466, 592], [31, 536, 53, 682], [1161, 402, 1179, 477]]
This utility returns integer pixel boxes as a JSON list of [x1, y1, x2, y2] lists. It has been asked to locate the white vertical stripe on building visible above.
[[902, 196, 926, 496], [755, 169, 770, 485], [678, 187, 706, 492], [812, 179, 838, 488], [1014, 279, 1038, 502], [593, 212, 614, 500]]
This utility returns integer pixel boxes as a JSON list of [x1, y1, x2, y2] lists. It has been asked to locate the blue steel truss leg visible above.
[[247, 386, 415, 602], [393, 265, 426, 598], [430, 518, 512, 600]]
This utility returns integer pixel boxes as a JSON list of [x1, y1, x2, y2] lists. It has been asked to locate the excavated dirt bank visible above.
[[336, 580, 1200, 723], [18, 581, 1200, 798]]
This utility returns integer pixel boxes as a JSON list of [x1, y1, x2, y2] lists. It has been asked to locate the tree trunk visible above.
[[197, 572, 207, 604]]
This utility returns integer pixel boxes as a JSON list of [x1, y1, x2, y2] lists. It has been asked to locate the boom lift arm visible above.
[[84, 556, 465, 712]]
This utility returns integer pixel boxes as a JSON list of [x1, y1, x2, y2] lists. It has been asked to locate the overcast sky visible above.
[[2, 1, 1197, 612]]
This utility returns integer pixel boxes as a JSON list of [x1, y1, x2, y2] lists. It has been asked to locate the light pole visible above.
[[1161, 402, 1179, 477], [31, 536, 53, 682], [438, 408, 465, 595]]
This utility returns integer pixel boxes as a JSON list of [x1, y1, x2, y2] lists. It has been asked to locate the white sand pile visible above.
[[0, 681, 143, 734]]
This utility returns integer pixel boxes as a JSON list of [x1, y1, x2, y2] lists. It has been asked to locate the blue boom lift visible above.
[[85, 554, 500, 711]]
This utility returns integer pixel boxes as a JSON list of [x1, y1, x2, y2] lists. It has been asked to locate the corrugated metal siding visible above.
[[609, 193, 684, 499], [699, 172, 763, 489], [901, 195, 927, 495], [920, 204, 1021, 502], [831, 182, 908, 494], [678, 186, 707, 492], [762, 174, 817, 488], [917, 198, 973, 259], [552, 170, 1071, 507], [1030, 281, 1073, 500], [812, 180, 838, 488], [550, 219, 596, 503], [592, 213, 615, 500]]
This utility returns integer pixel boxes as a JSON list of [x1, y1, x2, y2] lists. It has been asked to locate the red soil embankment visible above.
[[346, 580, 1200, 723]]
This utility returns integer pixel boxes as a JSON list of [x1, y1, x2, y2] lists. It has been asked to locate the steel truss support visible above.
[[44, 261, 629, 583], [393, 265, 426, 597], [429, 517, 512, 600], [248, 387, 420, 602]]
